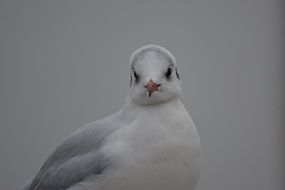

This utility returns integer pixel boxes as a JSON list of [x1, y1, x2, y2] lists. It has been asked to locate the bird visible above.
[[23, 44, 201, 190]]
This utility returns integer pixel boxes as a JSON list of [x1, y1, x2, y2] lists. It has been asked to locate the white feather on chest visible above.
[[85, 99, 201, 190]]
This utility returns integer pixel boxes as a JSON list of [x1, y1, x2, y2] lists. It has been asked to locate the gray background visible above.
[[0, 0, 284, 190]]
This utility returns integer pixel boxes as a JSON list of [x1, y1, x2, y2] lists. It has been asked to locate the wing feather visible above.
[[23, 120, 118, 190]]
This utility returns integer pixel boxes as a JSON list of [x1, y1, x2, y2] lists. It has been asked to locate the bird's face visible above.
[[129, 45, 182, 105]]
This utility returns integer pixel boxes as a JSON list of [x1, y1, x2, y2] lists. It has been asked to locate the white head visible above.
[[129, 44, 182, 105]]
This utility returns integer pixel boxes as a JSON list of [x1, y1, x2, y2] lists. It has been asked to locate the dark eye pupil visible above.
[[134, 70, 139, 81], [165, 68, 172, 79]]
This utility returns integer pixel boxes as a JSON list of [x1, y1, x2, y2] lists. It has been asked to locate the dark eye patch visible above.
[[133, 70, 140, 83], [165, 67, 172, 79], [175, 68, 180, 80]]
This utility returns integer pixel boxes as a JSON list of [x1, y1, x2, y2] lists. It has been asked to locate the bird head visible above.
[[129, 44, 182, 105]]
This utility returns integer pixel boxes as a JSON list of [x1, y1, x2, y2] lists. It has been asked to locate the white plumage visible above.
[[23, 44, 201, 190]]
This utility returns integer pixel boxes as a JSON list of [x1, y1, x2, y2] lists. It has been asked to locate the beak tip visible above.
[[148, 91, 153, 97], [145, 80, 160, 98]]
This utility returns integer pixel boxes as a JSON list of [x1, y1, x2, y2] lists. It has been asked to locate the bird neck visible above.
[[118, 95, 186, 123]]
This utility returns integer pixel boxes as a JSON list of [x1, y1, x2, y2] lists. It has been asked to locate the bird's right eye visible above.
[[165, 67, 172, 79], [133, 70, 139, 82]]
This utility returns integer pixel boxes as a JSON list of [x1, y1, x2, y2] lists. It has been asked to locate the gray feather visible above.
[[23, 119, 118, 190], [130, 44, 176, 70]]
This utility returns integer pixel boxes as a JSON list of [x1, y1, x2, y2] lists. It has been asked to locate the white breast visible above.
[[70, 99, 201, 190]]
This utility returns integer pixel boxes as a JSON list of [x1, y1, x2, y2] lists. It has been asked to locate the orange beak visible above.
[[144, 79, 161, 97]]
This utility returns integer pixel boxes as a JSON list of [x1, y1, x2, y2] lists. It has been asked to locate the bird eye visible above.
[[133, 70, 139, 82], [165, 67, 172, 79]]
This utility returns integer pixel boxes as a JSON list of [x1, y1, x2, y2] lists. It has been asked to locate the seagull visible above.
[[23, 44, 201, 190]]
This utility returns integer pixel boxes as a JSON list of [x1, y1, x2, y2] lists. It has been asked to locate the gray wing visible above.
[[23, 119, 118, 190]]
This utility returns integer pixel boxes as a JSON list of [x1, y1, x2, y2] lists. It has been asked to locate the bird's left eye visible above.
[[133, 70, 139, 82], [165, 67, 172, 79]]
